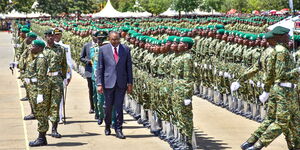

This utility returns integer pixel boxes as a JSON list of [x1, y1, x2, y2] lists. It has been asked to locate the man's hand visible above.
[[127, 84, 133, 94], [230, 81, 241, 92], [97, 85, 103, 94], [259, 91, 269, 103]]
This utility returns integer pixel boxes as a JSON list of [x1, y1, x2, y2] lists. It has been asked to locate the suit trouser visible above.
[[104, 85, 126, 130], [87, 77, 94, 111]]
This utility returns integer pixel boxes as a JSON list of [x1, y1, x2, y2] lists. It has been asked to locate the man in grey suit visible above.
[[96, 31, 133, 139], [80, 32, 98, 114]]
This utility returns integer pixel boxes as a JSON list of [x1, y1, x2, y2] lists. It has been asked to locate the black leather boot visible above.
[[241, 135, 258, 150], [29, 132, 47, 147], [51, 122, 61, 138], [246, 140, 264, 150]]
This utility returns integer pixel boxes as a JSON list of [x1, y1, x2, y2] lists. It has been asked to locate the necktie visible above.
[[114, 47, 118, 63]]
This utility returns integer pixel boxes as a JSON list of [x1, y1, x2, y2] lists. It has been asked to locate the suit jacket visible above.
[[96, 44, 133, 89], [80, 41, 93, 77]]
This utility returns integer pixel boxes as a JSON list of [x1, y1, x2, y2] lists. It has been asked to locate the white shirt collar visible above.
[[110, 44, 120, 54]]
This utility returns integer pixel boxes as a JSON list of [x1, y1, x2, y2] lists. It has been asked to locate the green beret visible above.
[[32, 40, 46, 47], [95, 31, 108, 37], [249, 35, 257, 41], [21, 28, 30, 33], [216, 29, 225, 34], [264, 32, 274, 39], [167, 36, 176, 42], [258, 33, 264, 39], [27, 32, 37, 38], [121, 27, 130, 32], [180, 37, 194, 45], [271, 26, 290, 35], [173, 37, 180, 43], [243, 34, 251, 39], [44, 29, 54, 35], [215, 24, 224, 29], [22, 25, 30, 29]]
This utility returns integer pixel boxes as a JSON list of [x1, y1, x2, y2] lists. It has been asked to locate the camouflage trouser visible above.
[[29, 84, 50, 132], [172, 79, 193, 142], [92, 80, 105, 119], [48, 76, 64, 123], [251, 85, 300, 149], [26, 83, 35, 114]]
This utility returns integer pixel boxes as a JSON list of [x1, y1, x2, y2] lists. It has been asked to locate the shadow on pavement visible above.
[[47, 142, 87, 147], [60, 132, 100, 138], [194, 129, 231, 150], [65, 120, 97, 124], [122, 126, 145, 129], [125, 134, 156, 138]]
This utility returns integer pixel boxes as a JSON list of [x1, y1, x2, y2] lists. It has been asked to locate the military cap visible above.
[[22, 25, 30, 29], [27, 32, 37, 38], [121, 27, 130, 32], [271, 26, 290, 35], [167, 36, 176, 42], [95, 31, 108, 37], [44, 29, 54, 35], [32, 40, 46, 47], [216, 29, 225, 34], [180, 37, 194, 45], [243, 34, 251, 39], [21, 28, 30, 33], [53, 28, 63, 34]]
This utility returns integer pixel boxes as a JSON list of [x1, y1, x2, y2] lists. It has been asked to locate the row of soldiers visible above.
[[12, 24, 72, 147]]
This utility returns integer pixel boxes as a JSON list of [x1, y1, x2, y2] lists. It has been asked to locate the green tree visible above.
[[68, 0, 100, 14], [172, 0, 200, 15], [12, 0, 35, 13], [200, 0, 223, 12], [140, 0, 171, 15], [35, 0, 69, 16], [0, 0, 13, 13], [111, 0, 136, 12]]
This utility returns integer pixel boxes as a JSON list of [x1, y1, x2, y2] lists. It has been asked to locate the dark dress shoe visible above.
[[51, 122, 61, 138], [24, 114, 35, 120], [105, 128, 111, 135], [20, 97, 28, 101], [89, 109, 95, 114], [97, 118, 103, 125], [115, 130, 126, 139], [241, 142, 254, 150], [95, 114, 99, 120], [20, 85, 25, 88]]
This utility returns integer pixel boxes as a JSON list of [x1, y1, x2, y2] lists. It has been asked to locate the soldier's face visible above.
[[178, 42, 188, 51], [216, 34, 222, 39], [26, 37, 36, 44], [20, 32, 26, 38], [54, 33, 62, 42], [31, 45, 43, 54], [249, 41, 255, 46], [45, 34, 55, 44], [170, 42, 178, 52], [139, 41, 145, 48]]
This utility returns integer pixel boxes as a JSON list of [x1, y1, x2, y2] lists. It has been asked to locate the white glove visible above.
[[209, 65, 212, 69], [184, 99, 192, 106], [230, 82, 241, 92], [24, 78, 30, 84], [219, 71, 223, 76], [261, 83, 265, 89], [204, 64, 207, 69], [37, 94, 44, 104], [213, 69, 217, 75], [297, 67, 300, 73], [257, 81, 261, 87], [63, 79, 68, 87], [259, 92, 269, 103], [249, 80, 255, 86]]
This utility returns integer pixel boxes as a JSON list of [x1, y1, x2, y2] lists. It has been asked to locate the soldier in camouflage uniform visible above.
[[232, 26, 300, 150], [18, 32, 37, 120], [26, 40, 50, 147], [44, 29, 68, 138]]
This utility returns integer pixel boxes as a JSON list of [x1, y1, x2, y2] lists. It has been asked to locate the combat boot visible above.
[[29, 132, 47, 147], [51, 122, 61, 138], [246, 140, 264, 150], [241, 135, 258, 150]]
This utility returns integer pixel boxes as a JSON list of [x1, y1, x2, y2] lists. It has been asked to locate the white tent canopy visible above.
[[268, 15, 300, 35], [92, 0, 129, 18], [159, 8, 179, 16]]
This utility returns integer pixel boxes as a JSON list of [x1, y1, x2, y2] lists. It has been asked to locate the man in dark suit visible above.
[[80, 32, 98, 114], [96, 31, 133, 139]]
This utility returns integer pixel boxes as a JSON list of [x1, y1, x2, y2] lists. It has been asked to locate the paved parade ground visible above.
[[0, 32, 288, 150]]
